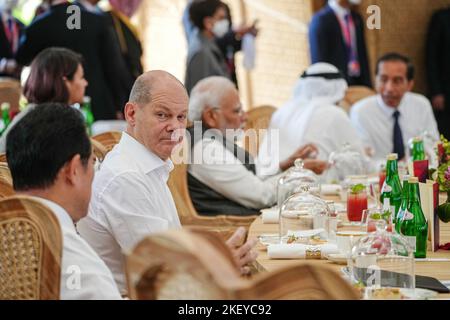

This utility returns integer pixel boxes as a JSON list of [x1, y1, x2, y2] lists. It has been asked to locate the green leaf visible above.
[[370, 213, 382, 220], [351, 183, 365, 194]]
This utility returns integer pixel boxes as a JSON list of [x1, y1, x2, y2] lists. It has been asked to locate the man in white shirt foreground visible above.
[[77, 70, 258, 295], [257, 63, 364, 177], [350, 53, 440, 163], [187, 76, 325, 216], [6, 103, 122, 299]]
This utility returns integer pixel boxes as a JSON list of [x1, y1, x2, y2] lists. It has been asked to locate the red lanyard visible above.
[[3, 17, 19, 54]]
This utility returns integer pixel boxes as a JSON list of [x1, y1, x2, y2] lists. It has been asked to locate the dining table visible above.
[[248, 193, 450, 299]]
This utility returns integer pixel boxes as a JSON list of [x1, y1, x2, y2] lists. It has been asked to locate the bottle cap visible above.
[[413, 136, 423, 143], [83, 96, 91, 104], [387, 153, 398, 160], [408, 177, 419, 184], [402, 174, 410, 181], [1, 102, 10, 111]]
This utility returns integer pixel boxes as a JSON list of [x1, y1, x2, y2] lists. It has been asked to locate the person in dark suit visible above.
[[309, 0, 371, 87], [426, 7, 450, 139], [0, 0, 24, 79], [16, 0, 130, 120], [75, 0, 142, 111]]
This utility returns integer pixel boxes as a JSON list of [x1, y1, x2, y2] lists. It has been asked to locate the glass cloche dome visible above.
[[279, 190, 329, 241], [277, 159, 321, 209], [347, 221, 415, 300]]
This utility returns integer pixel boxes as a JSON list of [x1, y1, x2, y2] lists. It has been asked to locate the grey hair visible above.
[[129, 75, 152, 105], [188, 76, 236, 121]]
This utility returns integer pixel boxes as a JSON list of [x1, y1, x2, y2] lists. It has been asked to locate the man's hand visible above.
[[226, 227, 258, 275], [303, 159, 329, 175], [432, 94, 445, 111], [279, 143, 319, 171], [234, 22, 259, 39]]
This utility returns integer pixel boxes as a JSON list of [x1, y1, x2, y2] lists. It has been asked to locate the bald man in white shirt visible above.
[[350, 53, 440, 163], [77, 70, 258, 295], [6, 103, 121, 300]]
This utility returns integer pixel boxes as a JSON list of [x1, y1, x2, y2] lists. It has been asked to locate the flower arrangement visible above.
[[436, 136, 450, 223], [437, 135, 450, 192]]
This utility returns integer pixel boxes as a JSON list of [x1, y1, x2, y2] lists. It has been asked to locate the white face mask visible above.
[[0, 0, 18, 12], [212, 19, 229, 38], [348, 0, 362, 5]]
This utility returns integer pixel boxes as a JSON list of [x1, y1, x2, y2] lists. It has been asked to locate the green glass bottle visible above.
[[411, 137, 426, 161], [0, 102, 11, 136], [380, 153, 403, 221], [399, 177, 428, 258], [395, 174, 410, 234], [81, 96, 94, 136]]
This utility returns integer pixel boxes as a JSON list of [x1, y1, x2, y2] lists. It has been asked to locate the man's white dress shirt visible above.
[[36, 198, 121, 300], [350, 92, 440, 161], [77, 132, 181, 294], [188, 135, 280, 210]]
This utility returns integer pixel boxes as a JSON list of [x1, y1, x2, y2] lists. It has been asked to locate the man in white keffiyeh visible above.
[[257, 62, 364, 177]]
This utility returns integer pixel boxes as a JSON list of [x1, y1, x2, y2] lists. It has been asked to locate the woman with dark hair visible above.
[[185, 0, 230, 93], [0, 46, 88, 152]]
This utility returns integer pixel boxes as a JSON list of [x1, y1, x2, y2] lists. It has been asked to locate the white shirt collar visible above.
[[32, 196, 77, 232], [329, 0, 350, 20], [376, 93, 409, 118], [118, 132, 174, 175]]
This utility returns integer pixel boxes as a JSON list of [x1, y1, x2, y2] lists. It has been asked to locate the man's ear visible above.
[[124, 102, 138, 127], [203, 16, 213, 31], [61, 154, 82, 186], [407, 80, 415, 91], [202, 107, 217, 128]]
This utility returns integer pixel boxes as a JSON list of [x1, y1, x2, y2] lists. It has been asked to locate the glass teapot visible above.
[[327, 143, 368, 183]]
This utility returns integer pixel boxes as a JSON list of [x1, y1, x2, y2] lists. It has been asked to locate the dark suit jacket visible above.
[[426, 7, 450, 138], [16, 3, 130, 120], [105, 9, 143, 104], [309, 5, 371, 87], [0, 15, 24, 78], [427, 8, 450, 99]]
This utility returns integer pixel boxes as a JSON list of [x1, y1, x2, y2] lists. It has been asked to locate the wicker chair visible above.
[[91, 131, 122, 153], [125, 229, 359, 300], [243, 105, 276, 157], [339, 86, 376, 113], [0, 196, 62, 299], [168, 154, 257, 241], [0, 77, 21, 114], [0, 162, 14, 198]]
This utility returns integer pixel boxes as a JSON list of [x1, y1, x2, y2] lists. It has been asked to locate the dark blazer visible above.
[[16, 3, 130, 120], [426, 7, 450, 139], [0, 15, 24, 78], [105, 9, 143, 104], [309, 4, 371, 87]]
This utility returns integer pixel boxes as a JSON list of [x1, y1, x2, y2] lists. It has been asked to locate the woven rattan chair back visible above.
[[0, 196, 62, 299], [243, 105, 276, 156], [91, 131, 122, 153]]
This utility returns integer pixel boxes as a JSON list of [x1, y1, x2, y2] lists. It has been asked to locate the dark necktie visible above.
[[392, 110, 405, 160]]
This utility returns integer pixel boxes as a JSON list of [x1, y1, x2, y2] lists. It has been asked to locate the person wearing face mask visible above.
[[185, 0, 231, 94], [0, 0, 23, 79], [309, 0, 371, 87]]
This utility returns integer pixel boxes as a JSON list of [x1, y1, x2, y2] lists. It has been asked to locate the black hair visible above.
[[6, 103, 91, 191], [189, 0, 225, 31], [376, 52, 415, 81]]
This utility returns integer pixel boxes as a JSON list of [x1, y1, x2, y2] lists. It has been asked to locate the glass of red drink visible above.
[[347, 184, 368, 222]]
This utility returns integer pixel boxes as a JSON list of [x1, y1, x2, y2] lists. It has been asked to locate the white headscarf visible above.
[[257, 63, 348, 176]]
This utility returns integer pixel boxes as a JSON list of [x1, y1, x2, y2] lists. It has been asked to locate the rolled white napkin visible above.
[[267, 243, 339, 259], [261, 207, 279, 224], [320, 184, 343, 195], [287, 229, 325, 238]]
